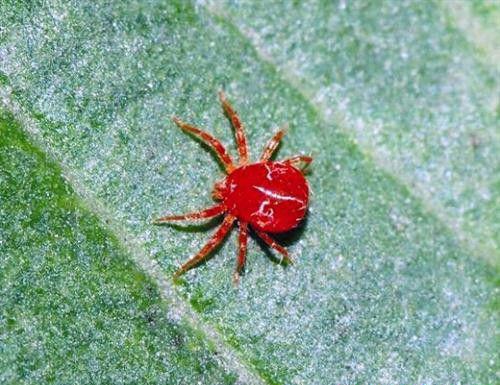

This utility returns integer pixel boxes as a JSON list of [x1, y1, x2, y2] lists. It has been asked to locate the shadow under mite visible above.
[[157, 211, 310, 277]]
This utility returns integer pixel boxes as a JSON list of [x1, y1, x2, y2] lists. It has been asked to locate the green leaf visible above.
[[0, 1, 498, 384], [0, 113, 238, 384], [206, 0, 500, 261]]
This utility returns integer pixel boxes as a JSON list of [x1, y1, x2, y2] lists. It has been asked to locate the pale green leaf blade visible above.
[[206, 0, 500, 259]]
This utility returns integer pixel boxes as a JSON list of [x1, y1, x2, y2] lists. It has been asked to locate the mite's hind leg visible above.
[[283, 155, 313, 172], [260, 126, 287, 162], [173, 215, 236, 278], [254, 229, 294, 265], [172, 116, 235, 173], [152, 204, 225, 224], [219, 91, 249, 165], [233, 222, 248, 285]]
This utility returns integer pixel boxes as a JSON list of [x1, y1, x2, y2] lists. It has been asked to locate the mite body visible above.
[[154, 92, 312, 283]]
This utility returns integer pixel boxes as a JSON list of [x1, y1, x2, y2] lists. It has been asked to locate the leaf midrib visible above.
[[0, 85, 268, 385]]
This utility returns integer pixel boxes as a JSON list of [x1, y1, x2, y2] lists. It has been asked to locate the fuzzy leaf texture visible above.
[[0, 1, 498, 384]]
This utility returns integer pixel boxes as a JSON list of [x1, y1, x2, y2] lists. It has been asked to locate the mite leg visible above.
[[233, 222, 248, 285], [172, 116, 235, 173], [283, 155, 313, 172], [219, 91, 249, 165], [260, 126, 287, 161], [253, 229, 294, 265], [152, 204, 225, 224], [173, 215, 236, 278]]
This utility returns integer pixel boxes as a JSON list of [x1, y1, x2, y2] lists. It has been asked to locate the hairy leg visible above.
[[172, 116, 235, 173], [253, 229, 293, 265], [233, 222, 248, 285], [219, 91, 249, 165], [152, 204, 225, 224], [173, 215, 236, 278], [283, 155, 313, 171], [260, 127, 287, 161]]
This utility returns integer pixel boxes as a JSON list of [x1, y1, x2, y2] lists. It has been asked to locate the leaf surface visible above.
[[0, 1, 498, 384]]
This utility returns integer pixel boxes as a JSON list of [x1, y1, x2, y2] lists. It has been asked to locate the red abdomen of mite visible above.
[[222, 162, 309, 233]]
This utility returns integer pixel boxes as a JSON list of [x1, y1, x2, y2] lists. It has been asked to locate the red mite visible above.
[[154, 92, 312, 283]]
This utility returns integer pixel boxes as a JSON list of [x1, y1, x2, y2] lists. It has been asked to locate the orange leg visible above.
[[153, 204, 225, 224], [233, 222, 248, 285], [219, 91, 249, 165], [260, 127, 287, 161], [283, 155, 313, 172], [173, 215, 236, 278], [254, 229, 293, 265], [172, 116, 235, 173]]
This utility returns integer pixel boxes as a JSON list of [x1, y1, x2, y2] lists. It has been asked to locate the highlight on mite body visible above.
[[153, 91, 312, 284]]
